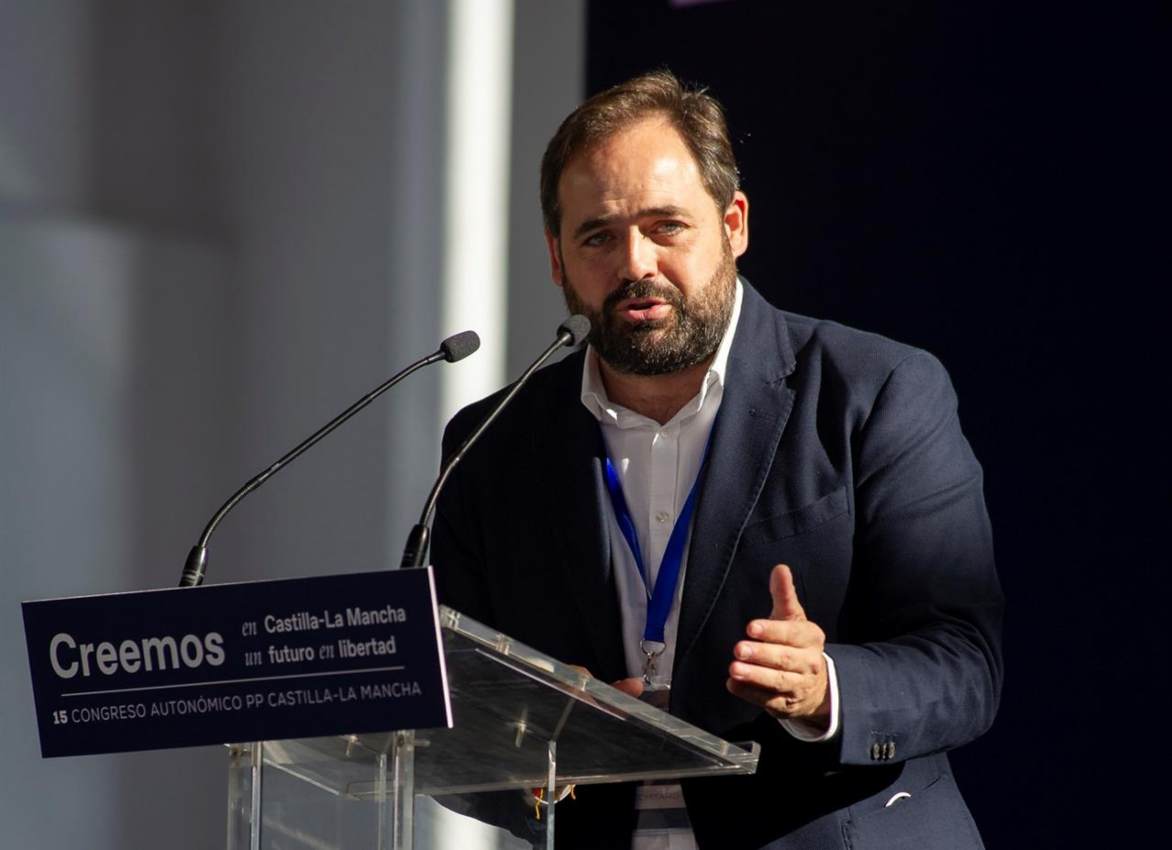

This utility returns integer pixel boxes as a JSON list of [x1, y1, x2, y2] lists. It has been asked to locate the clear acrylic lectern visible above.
[[226, 606, 759, 849]]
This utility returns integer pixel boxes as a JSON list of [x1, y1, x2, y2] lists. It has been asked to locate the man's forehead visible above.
[[557, 119, 707, 224], [566, 118, 696, 181]]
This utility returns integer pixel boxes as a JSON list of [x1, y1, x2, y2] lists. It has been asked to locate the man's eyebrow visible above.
[[571, 206, 691, 240]]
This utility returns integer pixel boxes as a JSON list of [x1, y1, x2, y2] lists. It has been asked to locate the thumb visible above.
[[769, 564, 806, 621]]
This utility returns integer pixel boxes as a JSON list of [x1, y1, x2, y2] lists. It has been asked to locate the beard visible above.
[[560, 238, 737, 376]]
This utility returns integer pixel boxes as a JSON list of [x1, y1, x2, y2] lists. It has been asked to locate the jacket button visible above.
[[885, 742, 896, 760], [870, 742, 882, 761]]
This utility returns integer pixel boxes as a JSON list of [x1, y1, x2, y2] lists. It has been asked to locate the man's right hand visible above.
[[569, 665, 644, 699], [612, 677, 645, 698]]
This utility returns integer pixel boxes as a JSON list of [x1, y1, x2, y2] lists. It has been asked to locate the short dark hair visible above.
[[540, 69, 740, 236]]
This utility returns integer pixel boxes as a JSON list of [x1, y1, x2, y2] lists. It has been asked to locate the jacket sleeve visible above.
[[828, 350, 1004, 766]]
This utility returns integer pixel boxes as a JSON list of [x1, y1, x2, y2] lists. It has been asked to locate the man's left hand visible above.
[[726, 564, 831, 723]]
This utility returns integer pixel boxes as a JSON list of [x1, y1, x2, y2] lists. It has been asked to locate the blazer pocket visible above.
[[749, 486, 849, 541], [845, 772, 984, 849]]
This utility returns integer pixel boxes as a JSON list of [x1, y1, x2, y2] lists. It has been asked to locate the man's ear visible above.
[[724, 190, 750, 258], [544, 229, 565, 287]]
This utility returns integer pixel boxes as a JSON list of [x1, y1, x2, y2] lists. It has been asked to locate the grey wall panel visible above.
[[0, 1, 585, 845], [211, 1, 446, 582], [0, 1, 93, 209], [0, 214, 230, 848], [507, 0, 586, 375]]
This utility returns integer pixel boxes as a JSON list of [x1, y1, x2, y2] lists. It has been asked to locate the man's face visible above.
[[545, 117, 749, 375]]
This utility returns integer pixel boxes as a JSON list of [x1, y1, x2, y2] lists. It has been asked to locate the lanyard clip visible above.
[[640, 639, 666, 685]]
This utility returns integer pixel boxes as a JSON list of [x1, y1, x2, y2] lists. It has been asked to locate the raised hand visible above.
[[726, 564, 831, 723]]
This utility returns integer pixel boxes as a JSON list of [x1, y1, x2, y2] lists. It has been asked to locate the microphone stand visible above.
[[399, 316, 590, 569], [180, 332, 479, 587]]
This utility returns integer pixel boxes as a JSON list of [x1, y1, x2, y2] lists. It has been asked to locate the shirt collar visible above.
[[580, 278, 744, 428]]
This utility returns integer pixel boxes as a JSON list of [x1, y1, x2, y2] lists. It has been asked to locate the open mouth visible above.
[[614, 297, 672, 322]]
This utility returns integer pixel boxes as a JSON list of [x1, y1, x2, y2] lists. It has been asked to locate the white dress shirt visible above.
[[580, 282, 742, 691]]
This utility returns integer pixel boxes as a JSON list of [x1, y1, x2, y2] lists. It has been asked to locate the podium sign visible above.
[[22, 568, 451, 758]]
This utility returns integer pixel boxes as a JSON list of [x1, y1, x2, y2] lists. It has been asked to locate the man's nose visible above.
[[619, 228, 657, 281]]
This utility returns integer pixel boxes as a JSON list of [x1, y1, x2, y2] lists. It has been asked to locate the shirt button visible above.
[[655, 511, 671, 524]]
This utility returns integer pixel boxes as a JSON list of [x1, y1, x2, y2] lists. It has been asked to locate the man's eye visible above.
[[654, 221, 686, 236], [583, 232, 611, 247]]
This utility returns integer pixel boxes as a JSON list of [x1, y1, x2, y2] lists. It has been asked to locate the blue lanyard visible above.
[[601, 439, 709, 644]]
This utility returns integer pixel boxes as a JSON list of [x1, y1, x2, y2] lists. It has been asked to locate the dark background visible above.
[[587, 1, 1166, 844]]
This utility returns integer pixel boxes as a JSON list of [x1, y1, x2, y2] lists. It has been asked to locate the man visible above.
[[433, 70, 1003, 850]]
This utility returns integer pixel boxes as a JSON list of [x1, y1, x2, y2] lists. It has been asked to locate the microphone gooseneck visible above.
[[399, 315, 590, 569], [179, 330, 480, 588]]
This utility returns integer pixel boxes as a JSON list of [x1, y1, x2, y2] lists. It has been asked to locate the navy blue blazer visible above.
[[433, 281, 1003, 849]]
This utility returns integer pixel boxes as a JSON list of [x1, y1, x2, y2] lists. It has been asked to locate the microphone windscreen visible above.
[[440, 330, 481, 363], [559, 315, 592, 346]]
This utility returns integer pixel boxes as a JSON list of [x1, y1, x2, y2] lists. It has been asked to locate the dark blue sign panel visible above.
[[22, 568, 451, 758]]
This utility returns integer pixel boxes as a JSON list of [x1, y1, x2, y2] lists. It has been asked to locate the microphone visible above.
[[179, 330, 480, 587], [399, 315, 590, 569]]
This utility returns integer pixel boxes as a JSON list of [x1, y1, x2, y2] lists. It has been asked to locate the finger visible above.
[[745, 617, 824, 648], [727, 660, 808, 695], [611, 677, 645, 698], [733, 640, 822, 675], [725, 678, 804, 717], [769, 564, 806, 621]]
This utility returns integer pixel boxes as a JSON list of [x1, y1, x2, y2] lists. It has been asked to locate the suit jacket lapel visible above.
[[541, 353, 627, 680], [676, 285, 797, 664]]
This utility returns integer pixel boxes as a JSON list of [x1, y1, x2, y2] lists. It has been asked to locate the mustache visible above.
[[601, 279, 685, 314]]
